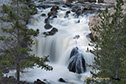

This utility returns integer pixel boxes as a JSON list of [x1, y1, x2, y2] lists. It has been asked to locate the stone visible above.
[[44, 18, 49, 24], [84, 5, 92, 10], [68, 47, 86, 74], [58, 78, 66, 83], [41, 13, 46, 17], [73, 35, 80, 39], [51, 5, 59, 12], [34, 79, 46, 84], [44, 23, 52, 29], [43, 28, 58, 36]]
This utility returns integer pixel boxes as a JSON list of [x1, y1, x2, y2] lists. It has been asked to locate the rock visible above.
[[65, 0, 72, 6], [41, 13, 46, 17], [44, 23, 52, 29], [89, 33, 94, 41], [64, 11, 71, 18], [58, 78, 66, 83], [44, 18, 49, 24], [53, 15, 57, 18], [51, 5, 59, 12], [34, 79, 46, 84], [68, 47, 86, 74], [73, 35, 80, 39], [43, 28, 58, 36], [48, 10, 58, 18], [48, 28, 58, 35], [69, 47, 78, 58], [72, 6, 84, 16], [84, 5, 92, 10], [88, 14, 101, 37]]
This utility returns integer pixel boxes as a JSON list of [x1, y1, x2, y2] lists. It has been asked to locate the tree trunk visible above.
[[16, 62, 20, 84]]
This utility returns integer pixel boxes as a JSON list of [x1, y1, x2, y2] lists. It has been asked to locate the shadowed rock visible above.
[[68, 47, 86, 74], [44, 23, 52, 29], [58, 78, 66, 83]]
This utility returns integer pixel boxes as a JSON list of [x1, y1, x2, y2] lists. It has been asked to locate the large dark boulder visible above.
[[44, 23, 52, 29], [68, 47, 86, 74], [58, 78, 66, 83]]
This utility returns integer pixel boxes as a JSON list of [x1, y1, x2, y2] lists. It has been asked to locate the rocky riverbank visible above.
[[88, 0, 126, 38]]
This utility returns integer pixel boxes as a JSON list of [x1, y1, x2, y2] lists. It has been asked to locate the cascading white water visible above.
[[6, 3, 95, 84]]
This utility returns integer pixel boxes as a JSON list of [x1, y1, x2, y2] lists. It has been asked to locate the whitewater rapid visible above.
[[6, 3, 95, 84]]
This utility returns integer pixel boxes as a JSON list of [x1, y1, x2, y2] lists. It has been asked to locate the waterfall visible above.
[[7, 3, 95, 84]]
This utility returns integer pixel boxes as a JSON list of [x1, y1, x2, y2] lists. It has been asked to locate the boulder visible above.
[[44, 23, 52, 29], [68, 47, 86, 74], [41, 13, 46, 17], [43, 28, 58, 36], [58, 78, 66, 83]]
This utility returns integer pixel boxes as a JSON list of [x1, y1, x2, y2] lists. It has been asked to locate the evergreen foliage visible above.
[[0, 0, 52, 83], [88, 0, 126, 84]]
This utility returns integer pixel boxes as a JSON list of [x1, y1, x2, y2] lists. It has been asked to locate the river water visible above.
[[7, 1, 96, 84]]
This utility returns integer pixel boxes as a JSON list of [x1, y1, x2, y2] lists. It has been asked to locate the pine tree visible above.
[[88, 0, 126, 84], [0, 0, 52, 83]]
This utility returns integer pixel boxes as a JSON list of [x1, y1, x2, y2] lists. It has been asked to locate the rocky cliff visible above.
[[88, 0, 126, 38]]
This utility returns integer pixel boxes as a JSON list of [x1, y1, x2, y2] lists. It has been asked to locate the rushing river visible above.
[[7, 1, 97, 84]]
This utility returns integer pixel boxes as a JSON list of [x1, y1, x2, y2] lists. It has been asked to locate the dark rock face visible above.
[[44, 23, 52, 29], [68, 47, 86, 74], [58, 78, 66, 83]]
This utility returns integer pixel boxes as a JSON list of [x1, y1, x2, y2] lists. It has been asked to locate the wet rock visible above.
[[64, 11, 71, 18], [41, 13, 46, 17], [34, 79, 46, 84], [58, 78, 66, 83], [68, 47, 86, 74], [53, 15, 57, 18], [73, 35, 80, 39], [44, 18, 49, 24], [84, 5, 92, 10], [51, 5, 59, 12], [48, 28, 58, 35], [43, 28, 58, 36], [72, 6, 84, 16], [48, 10, 58, 18], [44, 23, 52, 29]]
